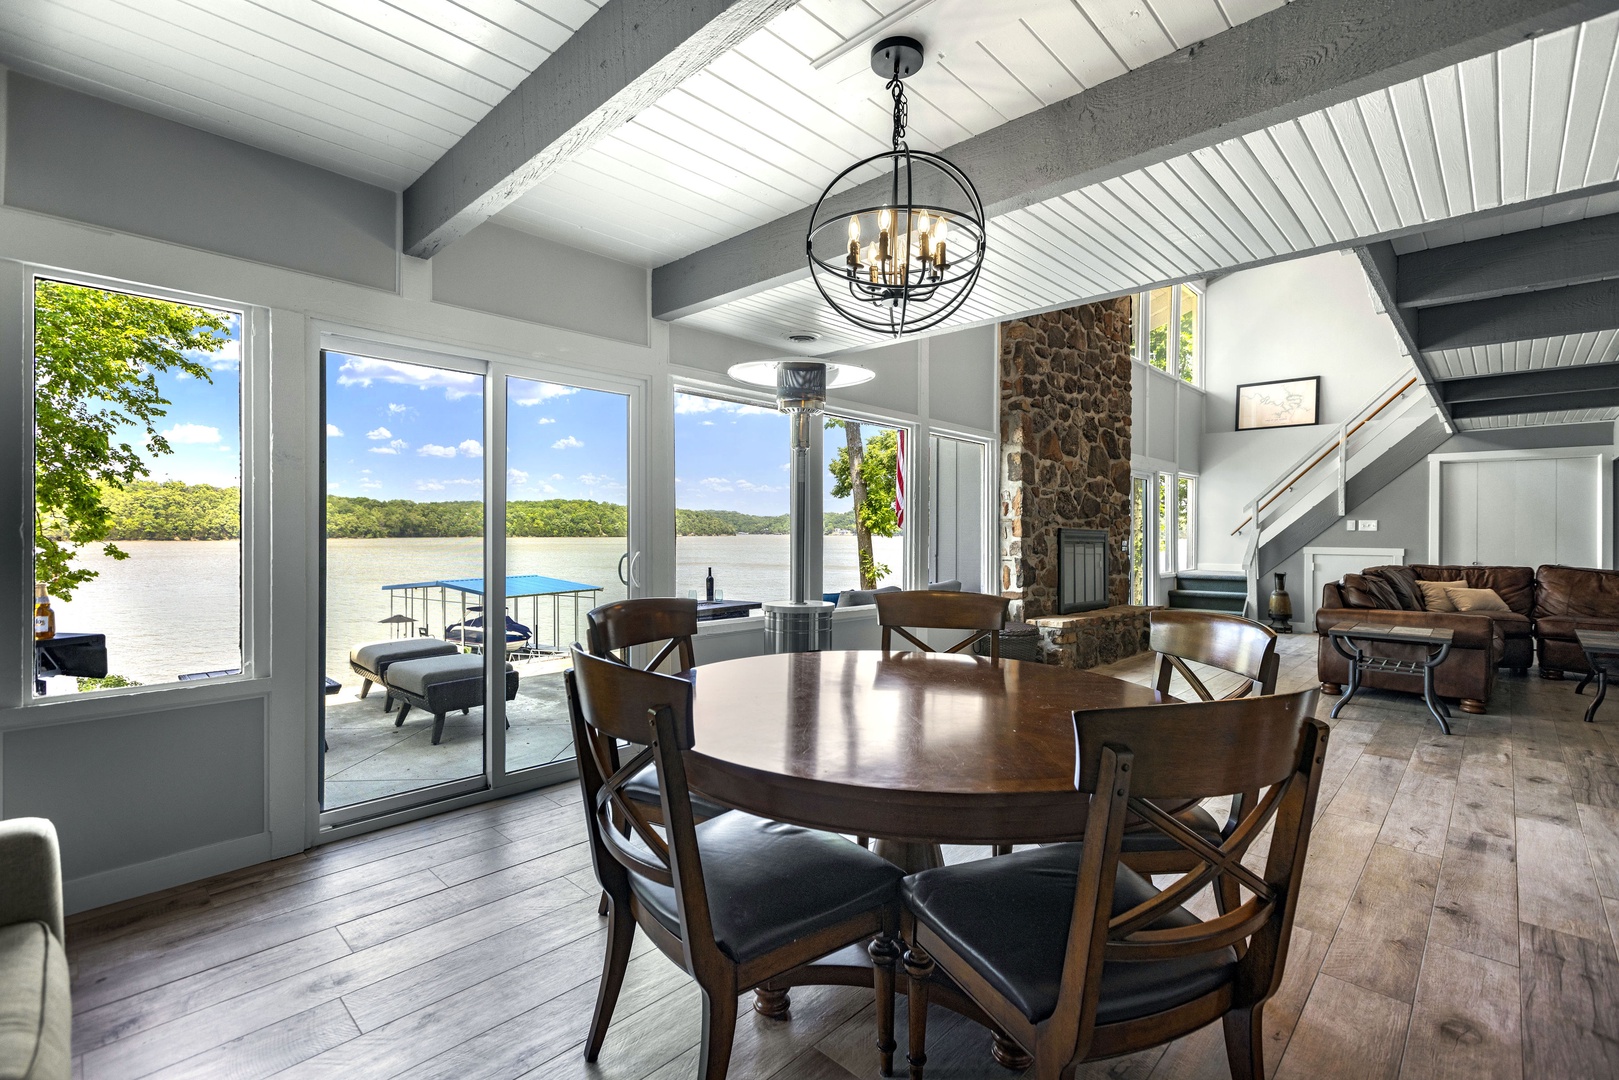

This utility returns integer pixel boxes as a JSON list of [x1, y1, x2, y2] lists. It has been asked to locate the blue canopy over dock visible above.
[[381, 575, 604, 654]]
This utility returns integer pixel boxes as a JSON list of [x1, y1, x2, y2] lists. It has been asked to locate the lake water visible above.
[[47, 533, 904, 693]]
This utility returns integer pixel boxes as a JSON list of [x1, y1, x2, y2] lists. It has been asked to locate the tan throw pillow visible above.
[[1447, 586, 1510, 613], [1416, 580, 1464, 612]]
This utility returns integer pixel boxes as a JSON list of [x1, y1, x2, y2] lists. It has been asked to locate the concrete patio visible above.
[[321, 654, 575, 810]]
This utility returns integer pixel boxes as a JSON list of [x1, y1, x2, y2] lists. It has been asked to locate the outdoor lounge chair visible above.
[[384, 653, 519, 745], [350, 638, 461, 710]]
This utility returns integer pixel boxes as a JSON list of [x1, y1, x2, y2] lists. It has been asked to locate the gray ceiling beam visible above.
[[1447, 385, 1619, 420], [651, 0, 1617, 321], [1439, 361, 1619, 404], [1398, 213, 1619, 308], [402, 0, 797, 260], [1416, 278, 1619, 351], [1355, 243, 1453, 425]]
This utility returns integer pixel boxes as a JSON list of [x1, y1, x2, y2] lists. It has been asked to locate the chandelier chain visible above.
[[888, 76, 908, 151]]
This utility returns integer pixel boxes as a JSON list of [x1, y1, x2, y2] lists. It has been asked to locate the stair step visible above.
[[1167, 590, 1246, 613], [1174, 580, 1247, 595], [1169, 589, 1246, 600]]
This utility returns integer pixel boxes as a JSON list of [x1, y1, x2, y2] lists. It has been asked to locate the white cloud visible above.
[[550, 473, 565, 481], [387, 403, 408, 416], [541, 483, 558, 494], [536, 417, 556, 425], [390, 439, 408, 451], [327, 481, 340, 490], [509, 382, 578, 407], [360, 480, 383, 491], [507, 468, 529, 485], [458, 439, 483, 458], [674, 394, 776, 417], [368, 446, 398, 455], [326, 424, 344, 437], [366, 427, 391, 440], [737, 479, 782, 493], [578, 473, 611, 485], [701, 420, 715, 426], [209, 339, 242, 371], [445, 478, 479, 486], [217, 445, 234, 453], [162, 423, 222, 444], [552, 435, 584, 450], [418, 444, 457, 458], [415, 480, 445, 492], [697, 476, 781, 494], [335, 356, 479, 401], [700, 477, 734, 492]]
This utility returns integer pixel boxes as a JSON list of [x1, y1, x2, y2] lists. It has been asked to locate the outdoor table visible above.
[[1326, 623, 1455, 733], [1574, 628, 1619, 723]]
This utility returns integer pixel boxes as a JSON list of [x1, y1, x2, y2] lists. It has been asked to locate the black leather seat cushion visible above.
[[1119, 803, 1221, 854], [631, 813, 902, 963], [902, 844, 1235, 1025], [623, 764, 732, 821]]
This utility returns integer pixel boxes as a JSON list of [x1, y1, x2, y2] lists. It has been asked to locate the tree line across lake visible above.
[[94, 481, 859, 539]]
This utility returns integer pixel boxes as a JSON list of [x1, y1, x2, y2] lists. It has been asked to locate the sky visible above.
[[129, 338, 878, 518], [102, 310, 243, 488]]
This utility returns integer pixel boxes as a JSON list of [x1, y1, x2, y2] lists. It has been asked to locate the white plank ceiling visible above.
[[0, 0, 606, 189], [677, 11, 1619, 354], [1456, 407, 1619, 431], [494, 0, 1288, 265]]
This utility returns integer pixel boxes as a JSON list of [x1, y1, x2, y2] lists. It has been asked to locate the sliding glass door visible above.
[[320, 345, 641, 826]]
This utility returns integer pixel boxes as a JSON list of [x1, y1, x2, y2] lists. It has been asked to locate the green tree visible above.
[[826, 420, 900, 589], [33, 281, 230, 600]]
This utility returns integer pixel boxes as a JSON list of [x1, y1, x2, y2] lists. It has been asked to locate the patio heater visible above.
[[728, 358, 875, 652]]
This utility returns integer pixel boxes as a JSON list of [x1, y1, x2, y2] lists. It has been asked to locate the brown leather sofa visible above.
[[1533, 564, 1619, 676], [1314, 563, 1530, 714]]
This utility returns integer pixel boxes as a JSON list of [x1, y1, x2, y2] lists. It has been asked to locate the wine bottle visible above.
[[34, 583, 55, 641], [705, 567, 715, 603]]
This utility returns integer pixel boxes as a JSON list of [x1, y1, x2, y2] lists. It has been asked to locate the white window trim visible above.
[[927, 426, 997, 596], [11, 267, 265, 714]]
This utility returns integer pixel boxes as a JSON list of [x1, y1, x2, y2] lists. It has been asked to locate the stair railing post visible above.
[[1336, 418, 1348, 518]]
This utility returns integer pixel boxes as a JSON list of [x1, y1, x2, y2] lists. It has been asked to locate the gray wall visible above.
[[5, 74, 397, 291], [1266, 423, 1618, 614], [430, 222, 649, 346], [927, 324, 997, 432], [3, 697, 266, 882]]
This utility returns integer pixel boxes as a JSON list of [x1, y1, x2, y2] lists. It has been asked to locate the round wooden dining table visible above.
[[683, 649, 1169, 872]]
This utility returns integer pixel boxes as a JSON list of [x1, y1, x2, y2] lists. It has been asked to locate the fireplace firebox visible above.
[[1057, 528, 1110, 614]]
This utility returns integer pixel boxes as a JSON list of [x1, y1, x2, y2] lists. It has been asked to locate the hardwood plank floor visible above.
[[64, 636, 1619, 1079]]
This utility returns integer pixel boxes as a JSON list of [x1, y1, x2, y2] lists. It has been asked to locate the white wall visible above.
[[0, 75, 1002, 912], [1197, 251, 1410, 569]]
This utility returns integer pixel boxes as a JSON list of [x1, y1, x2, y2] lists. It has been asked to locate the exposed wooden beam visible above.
[[652, 0, 1617, 320], [1440, 361, 1619, 404], [402, 0, 798, 260], [1355, 243, 1452, 425], [1398, 213, 1619, 308], [1416, 278, 1619, 351]]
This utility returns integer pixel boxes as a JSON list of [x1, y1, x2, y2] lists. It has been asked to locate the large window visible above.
[[31, 278, 243, 697], [673, 390, 790, 604], [1134, 283, 1201, 385], [824, 415, 906, 595], [1177, 476, 1196, 572], [1130, 475, 1148, 605], [930, 434, 987, 592]]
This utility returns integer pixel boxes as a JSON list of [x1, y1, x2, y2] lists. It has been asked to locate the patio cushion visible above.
[[385, 654, 512, 698], [350, 639, 459, 677]]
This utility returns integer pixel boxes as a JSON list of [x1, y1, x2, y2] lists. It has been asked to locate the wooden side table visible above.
[[1574, 629, 1619, 723], [1326, 623, 1455, 733]]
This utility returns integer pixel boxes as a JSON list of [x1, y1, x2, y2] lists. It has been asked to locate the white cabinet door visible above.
[[1435, 455, 1603, 568]]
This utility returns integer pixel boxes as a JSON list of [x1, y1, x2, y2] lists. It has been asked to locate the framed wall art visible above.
[[1235, 376, 1320, 430]]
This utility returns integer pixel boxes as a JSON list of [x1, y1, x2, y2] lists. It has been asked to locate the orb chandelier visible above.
[[805, 36, 987, 337]]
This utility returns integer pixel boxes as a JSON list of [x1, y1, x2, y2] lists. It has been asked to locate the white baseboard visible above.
[[64, 832, 272, 914]]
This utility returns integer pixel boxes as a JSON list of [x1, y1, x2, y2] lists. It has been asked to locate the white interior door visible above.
[[1434, 454, 1608, 568], [1301, 546, 1405, 630]]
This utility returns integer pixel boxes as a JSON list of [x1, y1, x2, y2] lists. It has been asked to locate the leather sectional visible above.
[[1314, 562, 1619, 713]]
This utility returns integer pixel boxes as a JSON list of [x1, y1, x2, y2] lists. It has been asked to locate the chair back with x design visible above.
[[1041, 689, 1326, 1065], [566, 647, 716, 947], [1150, 609, 1278, 702], [588, 597, 699, 674], [876, 590, 1011, 660]]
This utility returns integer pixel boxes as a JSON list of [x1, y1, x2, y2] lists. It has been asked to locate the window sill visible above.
[[2, 673, 273, 731]]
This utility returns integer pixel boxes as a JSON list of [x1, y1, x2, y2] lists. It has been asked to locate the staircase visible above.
[[1168, 571, 1247, 614], [1233, 370, 1450, 617]]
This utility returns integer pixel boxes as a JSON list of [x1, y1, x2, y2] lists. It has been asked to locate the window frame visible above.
[[16, 267, 264, 709], [1133, 282, 1204, 388], [927, 426, 997, 596]]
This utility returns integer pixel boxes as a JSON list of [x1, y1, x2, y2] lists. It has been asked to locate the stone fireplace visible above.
[[999, 298, 1151, 667]]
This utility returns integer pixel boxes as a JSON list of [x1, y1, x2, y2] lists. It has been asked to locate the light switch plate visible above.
[[1359, 520, 1378, 532], [1345, 520, 1358, 531]]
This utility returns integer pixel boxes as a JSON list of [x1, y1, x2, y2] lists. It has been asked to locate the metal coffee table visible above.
[[1574, 629, 1619, 723], [1327, 623, 1455, 733]]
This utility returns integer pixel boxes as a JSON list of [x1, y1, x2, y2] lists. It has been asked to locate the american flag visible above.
[[894, 429, 906, 528]]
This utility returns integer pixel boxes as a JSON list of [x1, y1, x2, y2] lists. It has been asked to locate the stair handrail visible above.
[[1230, 372, 1420, 536]]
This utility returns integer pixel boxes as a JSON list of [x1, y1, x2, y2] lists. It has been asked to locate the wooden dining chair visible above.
[[900, 689, 1326, 1080], [566, 647, 904, 1080], [876, 590, 1011, 659], [1125, 611, 1281, 893]]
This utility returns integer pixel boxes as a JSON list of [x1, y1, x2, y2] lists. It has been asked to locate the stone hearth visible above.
[[1000, 297, 1145, 664]]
